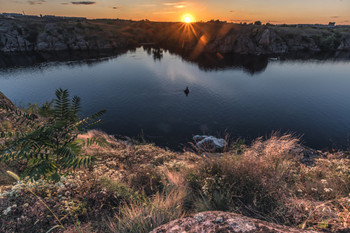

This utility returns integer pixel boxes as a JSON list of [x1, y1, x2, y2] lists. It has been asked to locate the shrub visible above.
[[128, 166, 164, 196], [319, 35, 341, 50], [0, 89, 106, 181], [100, 177, 144, 205], [186, 135, 302, 223], [186, 156, 280, 219], [25, 100, 55, 118], [301, 157, 350, 201]]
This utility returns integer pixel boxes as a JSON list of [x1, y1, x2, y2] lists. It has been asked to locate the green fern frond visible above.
[[0, 89, 106, 181]]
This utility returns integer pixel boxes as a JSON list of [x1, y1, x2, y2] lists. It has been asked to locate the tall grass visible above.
[[108, 189, 186, 233]]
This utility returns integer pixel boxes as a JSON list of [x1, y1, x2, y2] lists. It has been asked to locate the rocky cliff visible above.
[[204, 26, 350, 55], [1, 18, 350, 55], [0, 19, 130, 52]]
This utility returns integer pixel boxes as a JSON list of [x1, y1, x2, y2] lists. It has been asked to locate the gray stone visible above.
[[150, 211, 317, 233], [193, 135, 227, 152]]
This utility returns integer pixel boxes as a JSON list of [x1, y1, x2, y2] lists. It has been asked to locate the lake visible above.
[[1, 47, 350, 150]]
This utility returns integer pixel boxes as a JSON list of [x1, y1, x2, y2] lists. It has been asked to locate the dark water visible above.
[[1, 48, 350, 150]]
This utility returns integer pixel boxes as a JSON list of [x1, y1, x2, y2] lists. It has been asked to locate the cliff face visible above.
[[1, 18, 350, 55], [204, 26, 350, 55], [0, 19, 130, 52]]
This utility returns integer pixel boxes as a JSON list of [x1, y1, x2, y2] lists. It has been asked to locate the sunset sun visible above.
[[183, 14, 194, 23]]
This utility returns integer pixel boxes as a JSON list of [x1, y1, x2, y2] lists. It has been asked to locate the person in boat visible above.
[[184, 86, 189, 96]]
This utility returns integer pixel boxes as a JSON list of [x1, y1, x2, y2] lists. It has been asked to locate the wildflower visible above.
[[311, 188, 318, 192], [2, 204, 16, 215], [324, 188, 333, 193], [321, 179, 328, 184], [2, 206, 12, 215]]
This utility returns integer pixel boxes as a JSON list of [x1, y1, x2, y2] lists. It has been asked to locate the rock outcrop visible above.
[[0, 19, 129, 53], [0, 91, 16, 121], [0, 92, 15, 109], [1, 18, 350, 55], [151, 211, 316, 233]]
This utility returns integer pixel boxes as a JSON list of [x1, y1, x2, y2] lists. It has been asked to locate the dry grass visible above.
[[109, 189, 186, 233], [183, 133, 350, 231], [1, 131, 350, 232]]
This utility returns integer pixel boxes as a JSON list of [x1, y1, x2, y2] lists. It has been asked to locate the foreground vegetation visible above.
[[1, 92, 350, 232]]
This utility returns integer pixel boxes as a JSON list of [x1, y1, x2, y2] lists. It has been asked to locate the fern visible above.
[[0, 89, 107, 181]]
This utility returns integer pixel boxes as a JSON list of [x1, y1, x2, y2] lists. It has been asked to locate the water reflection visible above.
[[1, 47, 350, 150], [1, 47, 349, 75], [145, 47, 164, 61]]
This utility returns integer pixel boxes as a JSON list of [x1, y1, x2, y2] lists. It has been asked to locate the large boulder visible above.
[[193, 135, 227, 152], [150, 211, 316, 233]]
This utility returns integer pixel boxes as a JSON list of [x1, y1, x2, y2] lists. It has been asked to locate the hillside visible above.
[[0, 92, 350, 232], [1, 18, 350, 55]]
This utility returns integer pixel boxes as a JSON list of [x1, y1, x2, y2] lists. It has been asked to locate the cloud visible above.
[[137, 4, 156, 7], [61, 2, 69, 5], [28, 0, 46, 5], [71, 1, 96, 5], [152, 11, 176, 14], [163, 1, 188, 8]]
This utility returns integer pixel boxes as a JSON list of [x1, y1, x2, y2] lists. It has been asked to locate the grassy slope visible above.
[[1, 129, 350, 232]]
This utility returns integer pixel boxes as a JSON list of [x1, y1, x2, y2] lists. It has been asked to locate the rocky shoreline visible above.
[[1, 18, 350, 56]]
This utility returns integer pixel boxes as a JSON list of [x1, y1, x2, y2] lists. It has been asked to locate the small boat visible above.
[[184, 86, 189, 96]]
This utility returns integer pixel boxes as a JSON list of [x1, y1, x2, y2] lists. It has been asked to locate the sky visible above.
[[1, 0, 350, 24]]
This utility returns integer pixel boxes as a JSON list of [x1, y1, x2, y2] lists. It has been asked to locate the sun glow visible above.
[[183, 14, 194, 23]]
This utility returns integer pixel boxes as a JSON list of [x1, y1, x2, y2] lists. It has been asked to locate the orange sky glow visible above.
[[1, 0, 350, 24]]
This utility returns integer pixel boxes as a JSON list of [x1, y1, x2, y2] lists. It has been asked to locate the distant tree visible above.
[[254, 21, 262, 26]]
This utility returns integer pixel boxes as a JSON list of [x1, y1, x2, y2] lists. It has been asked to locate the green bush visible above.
[[0, 89, 106, 181], [25, 100, 55, 117], [319, 35, 341, 50]]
